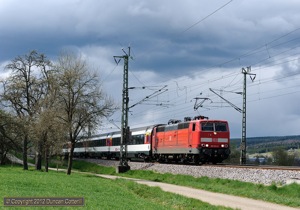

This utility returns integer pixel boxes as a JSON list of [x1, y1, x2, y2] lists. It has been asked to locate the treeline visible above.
[[227, 136, 300, 166], [0, 50, 116, 175], [231, 136, 300, 153], [231, 135, 300, 145]]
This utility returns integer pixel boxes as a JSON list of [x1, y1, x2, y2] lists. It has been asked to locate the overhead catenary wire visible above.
[[102, 7, 300, 131], [118, 6, 300, 115], [127, 65, 300, 126], [128, 85, 168, 109], [181, 0, 234, 34]]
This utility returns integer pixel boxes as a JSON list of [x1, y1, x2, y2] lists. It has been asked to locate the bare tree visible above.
[[0, 50, 52, 170], [31, 107, 67, 172], [28, 57, 62, 171], [0, 110, 23, 165], [54, 52, 116, 175]]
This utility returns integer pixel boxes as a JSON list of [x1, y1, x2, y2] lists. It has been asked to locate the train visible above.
[[63, 115, 230, 164]]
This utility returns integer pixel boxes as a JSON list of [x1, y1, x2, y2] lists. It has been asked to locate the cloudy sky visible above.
[[1, 0, 300, 138]]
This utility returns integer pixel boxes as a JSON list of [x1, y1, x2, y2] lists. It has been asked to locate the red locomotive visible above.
[[65, 115, 230, 164], [152, 116, 230, 164]]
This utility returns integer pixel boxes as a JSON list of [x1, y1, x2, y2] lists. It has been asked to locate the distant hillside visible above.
[[231, 135, 300, 154]]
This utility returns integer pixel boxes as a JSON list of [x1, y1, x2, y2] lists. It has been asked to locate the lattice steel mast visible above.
[[114, 47, 131, 173], [240, 66, 256, 165], [209, 66, 255, 165]]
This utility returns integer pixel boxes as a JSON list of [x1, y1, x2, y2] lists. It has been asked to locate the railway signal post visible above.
[[114, 47, 131, 173]]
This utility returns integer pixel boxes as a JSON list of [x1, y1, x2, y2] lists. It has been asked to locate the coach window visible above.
[[88, 141, 93, 147], [112, 137, 121, 146], [131, 134, 144, 144], [75, 142, 84, 148], [95, 139, 105, 146], [90, 141, 95, 147], [83, 141, 91, 148], [129, 135, 134, 145], [101, 139, 106, 146]]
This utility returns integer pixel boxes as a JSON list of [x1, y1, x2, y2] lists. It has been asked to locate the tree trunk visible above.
[[45, 146, 49, 172], [35, 152, 42, 170], [67, 143, 75, 175], [35, 142, 43, 170], [23, 136, 28, 170], [0, 151, 7, 165]]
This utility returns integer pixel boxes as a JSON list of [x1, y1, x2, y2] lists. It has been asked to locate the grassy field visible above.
[[68, 160, 300, 208], [0, 166, 231, 210]]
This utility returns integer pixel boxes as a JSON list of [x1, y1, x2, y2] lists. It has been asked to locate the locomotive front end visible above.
[[199, 120, 230, 164]]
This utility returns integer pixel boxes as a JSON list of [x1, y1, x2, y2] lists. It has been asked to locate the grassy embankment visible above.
[[0, 165, 230, 210], [69, 160, 300, 208], [3, 159, 299, 209]]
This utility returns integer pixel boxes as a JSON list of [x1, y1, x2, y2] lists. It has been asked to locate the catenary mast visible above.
[[114, 47, 131, 173]]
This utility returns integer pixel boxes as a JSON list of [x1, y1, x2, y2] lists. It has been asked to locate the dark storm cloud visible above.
[[1, 0, 299, 72], [1, 0, 300, 137]]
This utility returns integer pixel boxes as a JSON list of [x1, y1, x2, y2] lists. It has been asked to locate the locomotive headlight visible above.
[[205, 144, 209, 147], [221, 144, 224, 148]]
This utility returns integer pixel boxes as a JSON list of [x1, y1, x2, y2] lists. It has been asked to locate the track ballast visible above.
[[79, 158, 300, 185]]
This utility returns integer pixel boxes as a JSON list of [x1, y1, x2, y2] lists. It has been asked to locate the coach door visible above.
[[106, 133, 113, 157], [152, 127, 158, 153]]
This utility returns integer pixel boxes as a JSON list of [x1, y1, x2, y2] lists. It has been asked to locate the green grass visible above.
[[63, 160, 300, 208], [0, 166, 231, 210], [71, 160, 116, 174], [121, 169, 300, 207]]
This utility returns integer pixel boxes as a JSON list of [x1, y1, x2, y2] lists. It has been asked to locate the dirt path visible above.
[[97, 174, 299, 210]]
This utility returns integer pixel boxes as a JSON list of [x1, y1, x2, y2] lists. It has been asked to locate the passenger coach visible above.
[[65, 126, 154, 160]]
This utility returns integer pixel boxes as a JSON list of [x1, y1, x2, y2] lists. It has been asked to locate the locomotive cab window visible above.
[[215, 122, 227, 132], [201, 122, 228, 132], [201, 122, 214, 131]]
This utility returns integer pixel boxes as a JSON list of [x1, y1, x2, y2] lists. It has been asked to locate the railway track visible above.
[[84, 158, 300, 171], [203, 163, 300, 171], [80, 158, 300, 185]]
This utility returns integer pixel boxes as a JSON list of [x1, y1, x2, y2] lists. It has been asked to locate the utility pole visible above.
[[240, 66, 256, 165], [114, 47, 131, 173]]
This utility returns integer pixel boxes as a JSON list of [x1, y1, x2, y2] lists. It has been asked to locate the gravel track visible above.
[[83, 159, 300, 185]]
